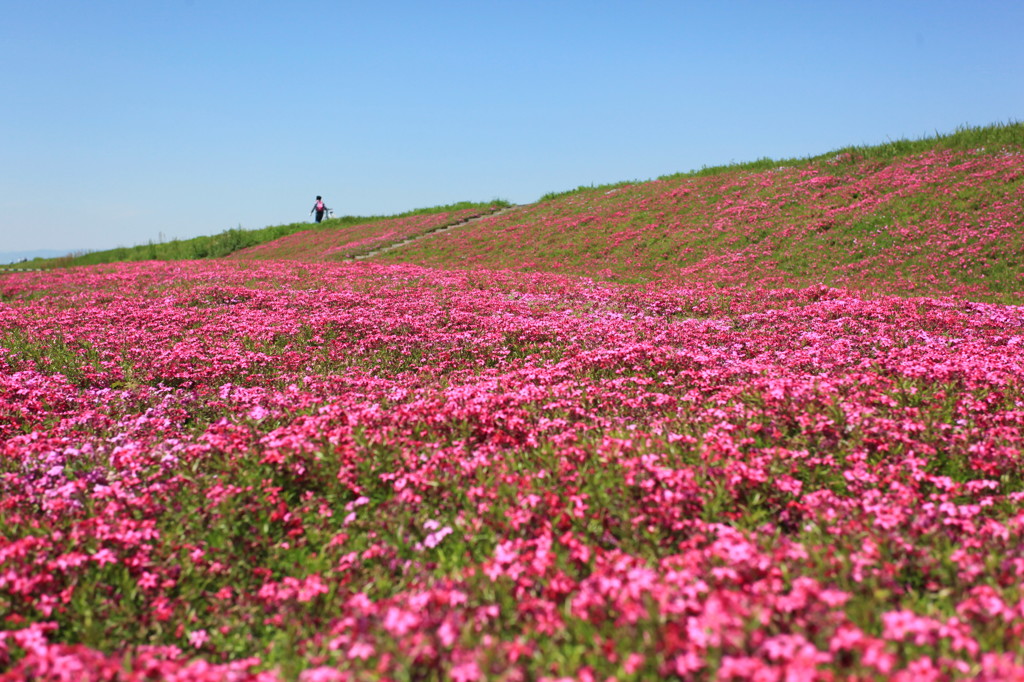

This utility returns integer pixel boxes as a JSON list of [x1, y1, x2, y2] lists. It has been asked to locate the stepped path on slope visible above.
[[347, 205, 522, 261]]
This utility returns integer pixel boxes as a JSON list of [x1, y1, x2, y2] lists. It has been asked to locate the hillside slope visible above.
[[368, 127, 1024, 302]]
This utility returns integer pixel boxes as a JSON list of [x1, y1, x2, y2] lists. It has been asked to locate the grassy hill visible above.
[[12, 122, 1023, 302], [370, 122, 1024, 302]]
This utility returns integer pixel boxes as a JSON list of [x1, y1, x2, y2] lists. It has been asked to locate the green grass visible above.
[[821, 119, 1024, 162]]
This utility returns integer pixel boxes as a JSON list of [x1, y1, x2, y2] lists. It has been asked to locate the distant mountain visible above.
[[0, 249, 67, 264]]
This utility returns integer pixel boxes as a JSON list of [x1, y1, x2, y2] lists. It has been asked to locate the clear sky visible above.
[[2, 1, 1022, 256]]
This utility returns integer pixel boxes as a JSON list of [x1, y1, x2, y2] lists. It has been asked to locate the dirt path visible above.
[[349, 205, 520, 261]]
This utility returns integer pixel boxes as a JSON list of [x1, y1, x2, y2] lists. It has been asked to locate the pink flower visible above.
[[438, 619, 458, 647], [346, 641, 374, 660], [383, 607, 418, 637], [299, 667, 348, 682], [424, 525, 453, 548], [450, 660, 481, 682], [623, 652, 645, 674], [187, 629, 209, 648]]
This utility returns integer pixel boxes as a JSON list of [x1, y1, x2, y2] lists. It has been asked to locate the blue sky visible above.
[[2, 1, 1022, 256]]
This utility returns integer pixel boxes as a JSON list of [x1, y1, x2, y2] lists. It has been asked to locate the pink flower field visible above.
[[2, 259, 1024, 680]]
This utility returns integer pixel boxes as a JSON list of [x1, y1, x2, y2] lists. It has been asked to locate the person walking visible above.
[[310, 196, 329, 223]]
